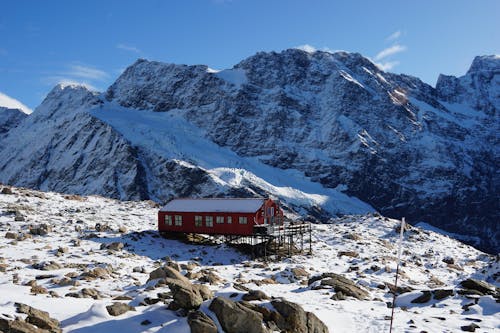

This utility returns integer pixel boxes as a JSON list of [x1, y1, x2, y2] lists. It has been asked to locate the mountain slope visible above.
[[0, 185, 498, 332], [105, 50, 499, 252], [0, 49, 498, 252]]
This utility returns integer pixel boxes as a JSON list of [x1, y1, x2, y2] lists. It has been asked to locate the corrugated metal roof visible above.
[[160, 198, 266, 213]]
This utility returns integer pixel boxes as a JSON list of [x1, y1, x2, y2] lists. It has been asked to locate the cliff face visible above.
[[0, 50, 498, 252]]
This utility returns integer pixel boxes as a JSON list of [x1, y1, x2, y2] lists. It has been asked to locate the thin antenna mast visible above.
[[389, 217, 405, 333]]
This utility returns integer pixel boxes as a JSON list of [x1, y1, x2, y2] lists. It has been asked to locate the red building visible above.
[[158, 198, 283, 236]]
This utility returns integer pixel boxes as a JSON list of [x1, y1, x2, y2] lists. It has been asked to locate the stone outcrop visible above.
[[308, 272, 369, 300], [14, 303, 61, 332], [106, 302, 135, 316], [187, 311, 218, 333], [271, 299, 329, 333], [209, 297, 268, 333]]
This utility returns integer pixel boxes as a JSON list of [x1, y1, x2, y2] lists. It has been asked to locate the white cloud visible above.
[[386, 30, 402, 42], [375, 61, 400, 71], [374, 44, 407, 61], [116, 43, 141, 54], [67, 64, 108, 80], [295, 44, 317, 53], [0, 91, 32, 114]]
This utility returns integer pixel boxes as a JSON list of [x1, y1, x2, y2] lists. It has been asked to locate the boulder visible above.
[[433, 289, 454, 300], [291, 267, 310, 279], [271, 299, 328, 333], [192, 284, 213, 301], [147, 266, 189, 284], [242, 290, 270, 301], [5, 232, 17, 239], [1, 187, 13, 194], [460, 279, 498, 296], [106, 302, 135, 316], [461, 323, 480, 332], [29, 224, 51, 236], [101, 242, 124, 251], [167, 279, 204, 310], [411, 291, 432, 303], [0, 318, 45, 333], [209, 297, 268, 333], [15, 303, 61, 332], [187, 311, 218, 333], [309, 273, 369, 300]]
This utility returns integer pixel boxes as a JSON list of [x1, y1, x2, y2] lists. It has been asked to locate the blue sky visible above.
[[1, 0, 499, 110]]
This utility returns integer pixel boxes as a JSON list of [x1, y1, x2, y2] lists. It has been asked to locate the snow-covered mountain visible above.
[[0, 92, 31, 135], [0, 49, 498, 253]]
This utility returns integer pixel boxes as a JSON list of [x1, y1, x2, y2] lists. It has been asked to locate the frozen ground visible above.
[[0, 185, 498, 332]]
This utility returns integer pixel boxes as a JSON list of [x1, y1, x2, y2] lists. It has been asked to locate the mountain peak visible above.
[[467, 55, 500, 75]]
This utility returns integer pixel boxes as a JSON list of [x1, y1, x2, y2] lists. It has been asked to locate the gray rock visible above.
[[15, 302, 61, 332], [187, 311, 218, 333], [242, 290, 270, 301], [106, 302, 135, 316], [411, 291, 432, 303], [460, 323, 480, 332], [309, 273, 369, 300], [209, 297, 268, 333], [271, 299, 329, 333], [460, 279, 498, 296]]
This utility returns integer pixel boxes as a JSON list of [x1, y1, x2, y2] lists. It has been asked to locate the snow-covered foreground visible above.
[[0, 186, 498, 332]]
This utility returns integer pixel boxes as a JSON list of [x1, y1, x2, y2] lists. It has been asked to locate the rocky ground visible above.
[[0, 185, 498, 332]]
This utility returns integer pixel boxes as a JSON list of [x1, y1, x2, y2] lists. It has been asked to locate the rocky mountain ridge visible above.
[[0, 49, 498, 253]]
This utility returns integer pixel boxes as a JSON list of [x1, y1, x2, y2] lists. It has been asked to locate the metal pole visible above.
[[309, 223, 312, 254], [389, 217, 405, 333]]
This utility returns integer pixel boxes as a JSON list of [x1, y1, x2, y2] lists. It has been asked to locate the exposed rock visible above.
[[0, 317, 46, 333], [309, 273, 369, 300], [167, 279, 204, 310], [291, 267, 310, 279], [461, 323, 480, 332], [433, 289, 454, 300], [442, 256, 455, 264], [460, 279, 498, 296], [411, 291, 432, 303], [187, 310, 218, 333], [147, 265, 189, 283], [15, 303, 61, 332], [81, 266, 111, 279], [29, 224, 51, 236], [209, 297, 268, 333], [106, 302, 135, 316], [1, 187, 13, 194], [242, 290, 270, 301], [5, 232, 17, 239], [338, 251, 359, 258], [30, 285, 48, 295], [271, 299, 329, 333], [101, 242, 124, 251], [192, 284, 213, 301], [81, 288, 102, 299], [32, 261, 62, 271]]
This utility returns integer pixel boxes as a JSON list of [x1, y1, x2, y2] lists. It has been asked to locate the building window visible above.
[[227, 216, 232, 224], [164, 215, 172, 226], [195, 215, 202, 227], [216, 216, 224, 224], [239, 216, 247, 224], [205, 216, 213, 227], [175, 215, 182, 226]]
